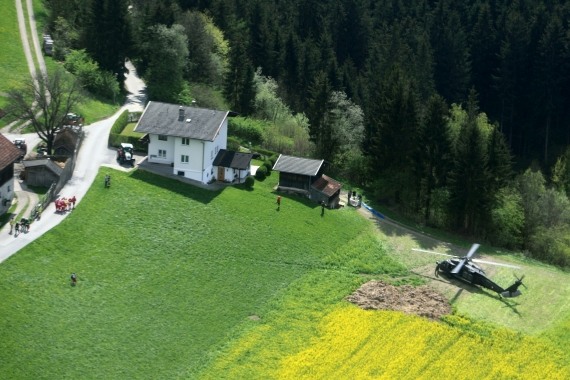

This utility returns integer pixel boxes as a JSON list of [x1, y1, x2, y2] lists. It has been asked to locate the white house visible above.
[[0, 134, 23, 215], [134, 101, 229, 184]]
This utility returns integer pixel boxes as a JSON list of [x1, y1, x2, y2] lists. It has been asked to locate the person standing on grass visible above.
[[321, 201, 326, 216], [70, 273, 77, 286], [276, 195, 282, 210]]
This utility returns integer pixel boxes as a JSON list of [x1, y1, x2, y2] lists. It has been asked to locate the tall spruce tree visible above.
[[368, 67, 419, 205], [418, 94, 452, 223], [84, 0, 130, 79], [448, 91, 489, 234], [306, 71, 333, 159], [223, 38, 256, 115]]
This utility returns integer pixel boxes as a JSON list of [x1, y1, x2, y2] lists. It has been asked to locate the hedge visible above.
[[108, 110, 146, 151]]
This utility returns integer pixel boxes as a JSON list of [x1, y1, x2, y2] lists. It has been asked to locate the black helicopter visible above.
[[412, 244, 526, 298]]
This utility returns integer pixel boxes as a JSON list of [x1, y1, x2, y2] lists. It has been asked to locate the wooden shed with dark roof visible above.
[[0, 134, 24, 213], [53, 128, 80, 156], [212, 149, 253, 183], [22, 158, 64, 187], [272, 154, 325, 194]]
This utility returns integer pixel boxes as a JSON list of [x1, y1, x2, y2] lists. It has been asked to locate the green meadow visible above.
[[1, 169, 569, 378], [0, 0, 29, 93], [0, 170, 397, 378]]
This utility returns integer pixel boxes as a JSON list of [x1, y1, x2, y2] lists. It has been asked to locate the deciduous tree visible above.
[[7, 69, 82, 155]]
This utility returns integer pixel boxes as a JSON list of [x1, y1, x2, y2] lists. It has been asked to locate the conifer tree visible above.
[[448, 90, 489, 234]]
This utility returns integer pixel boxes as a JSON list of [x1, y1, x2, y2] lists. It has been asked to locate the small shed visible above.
[[23, 159, 64, 187], [53, 128, 79, 156], [272, 154, 325, 195], [311, 174, 342, 208], [213, 149, 253, 183]]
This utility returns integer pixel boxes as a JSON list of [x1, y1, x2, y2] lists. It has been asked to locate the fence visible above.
[[31, 129, 83, 220]]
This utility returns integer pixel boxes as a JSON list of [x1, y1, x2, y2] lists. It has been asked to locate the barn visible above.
[[273, 154, 342, 207]]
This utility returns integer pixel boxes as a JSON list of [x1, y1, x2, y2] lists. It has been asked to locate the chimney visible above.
[[178, 106, 185, 121]]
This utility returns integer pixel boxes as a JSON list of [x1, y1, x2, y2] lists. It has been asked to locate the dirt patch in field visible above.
[[347, 281, 452, 320]]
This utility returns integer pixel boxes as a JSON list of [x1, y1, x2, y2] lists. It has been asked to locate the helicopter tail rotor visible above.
[[500, 275, 526, 298]]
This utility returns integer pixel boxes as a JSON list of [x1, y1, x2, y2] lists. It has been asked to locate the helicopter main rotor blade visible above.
[[451, 258, 467, 274], [411, 248, 456, 258], [471, 259, 520, 269], [465, 243, 480, 259]]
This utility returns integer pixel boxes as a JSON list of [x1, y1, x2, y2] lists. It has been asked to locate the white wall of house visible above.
[[173, 138, 204, 182], [148, 135, 175, 164], [217, 166, 251, 183], [0, 180, 15, 215]]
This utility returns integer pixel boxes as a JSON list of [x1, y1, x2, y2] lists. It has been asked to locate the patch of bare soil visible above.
[[347, 281, 452, 320]]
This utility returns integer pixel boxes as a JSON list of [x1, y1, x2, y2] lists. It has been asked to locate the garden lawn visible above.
[[0, 169, 381, 378]]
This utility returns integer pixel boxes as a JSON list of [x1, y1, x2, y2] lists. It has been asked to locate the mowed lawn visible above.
[[0, 169, 383, 378], [1, 169, 569, 379]]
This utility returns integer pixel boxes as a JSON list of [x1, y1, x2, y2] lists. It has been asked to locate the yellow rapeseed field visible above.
[[277, 306, 569, 379]]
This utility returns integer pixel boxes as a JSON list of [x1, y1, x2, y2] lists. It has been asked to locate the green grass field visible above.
[[1, 169, 569, 378], [0, 0, 29, 93]]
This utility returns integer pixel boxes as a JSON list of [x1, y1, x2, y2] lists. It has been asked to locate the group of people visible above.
[[55, 196, 76, 213], [9, 217, 30, 237]]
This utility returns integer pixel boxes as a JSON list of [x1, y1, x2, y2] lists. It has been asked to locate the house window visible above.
[[182, 137, 190, 145], [158, 135, 168, 141], [158, 149, 166, 158], [181, 155, 189, 163]]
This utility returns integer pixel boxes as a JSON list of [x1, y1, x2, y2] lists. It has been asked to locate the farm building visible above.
[[134, 101, 229, 184], [212, 149, 253, 183], [310, 174, 342, 208], [0, 134, 23, 214], [273, 154, 342, 207], [53, 128, 80, 156], [22, 158, 64, 187]]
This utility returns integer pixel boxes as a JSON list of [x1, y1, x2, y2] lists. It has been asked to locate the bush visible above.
[[64, 49, 119, 101], [255, 147, 279, 159], [227, 136, 241, 151], [255, 165, 267, 180], [244, 175, 255, 189], [228, 117, 265, 146], [263, 160, 273, 175]]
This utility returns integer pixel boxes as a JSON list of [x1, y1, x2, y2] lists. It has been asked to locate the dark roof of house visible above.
[[272, 154, 324, 176], [0, 134, 22, 170], [133, 101, 229, 141], [213, 149, 253, 170], [53, 128, 79, 152], [311, 174, 342, 197], [23, 158, 64, 176]]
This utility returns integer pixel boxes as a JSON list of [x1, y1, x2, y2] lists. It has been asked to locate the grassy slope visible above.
[[0, 168, 569, 378], [0, 0, 29, 93], [0, 170, 378, 378], [373, 227, 570, 336]]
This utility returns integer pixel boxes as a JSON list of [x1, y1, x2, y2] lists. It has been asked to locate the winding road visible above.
[[0, 60, 147, 262]]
